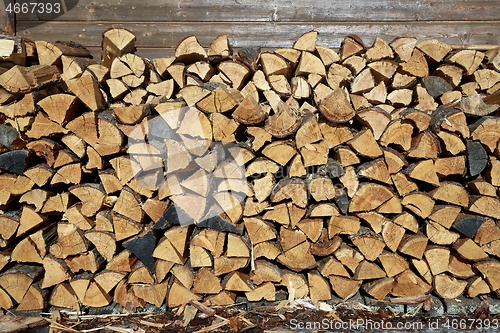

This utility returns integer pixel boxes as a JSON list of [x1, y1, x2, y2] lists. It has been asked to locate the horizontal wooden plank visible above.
[[15, 0, 500, 23], [17, 21, 500, 51]]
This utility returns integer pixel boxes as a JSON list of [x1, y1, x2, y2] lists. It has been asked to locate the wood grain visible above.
[[17, 21, 500, 51], [15, 0, 500, 22]]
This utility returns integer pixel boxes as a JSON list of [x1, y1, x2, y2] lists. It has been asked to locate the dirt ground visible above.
[[3, 297, 498, 333]]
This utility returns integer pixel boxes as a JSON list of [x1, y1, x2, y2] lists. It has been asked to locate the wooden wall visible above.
[[5, 0, 500, 60]]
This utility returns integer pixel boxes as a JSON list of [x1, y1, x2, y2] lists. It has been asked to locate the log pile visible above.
[[1, 29, 500, 312]]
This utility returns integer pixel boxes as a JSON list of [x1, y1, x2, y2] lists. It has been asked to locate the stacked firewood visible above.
[[0, 28, 500, 312]]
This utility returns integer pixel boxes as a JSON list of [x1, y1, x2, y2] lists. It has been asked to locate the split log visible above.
[[3, 28, 500, 311], [340, 35, 365, 60], [0, 65, 59, 93], [329, 276, 361, 300], [391, 270, 432, 297], [434, 273, 467, 299], [390, 37, 417, 62], [318, 88, 355, 123], [363, 278, 395, 300], [0, 265, 43, 303]]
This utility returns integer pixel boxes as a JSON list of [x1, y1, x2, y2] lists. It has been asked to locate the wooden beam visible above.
[[16, 21, 500, 51], [13, 0, 500, 22]]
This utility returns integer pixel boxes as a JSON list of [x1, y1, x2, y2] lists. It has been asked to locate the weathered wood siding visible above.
[[7, 0, 500, 59]]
